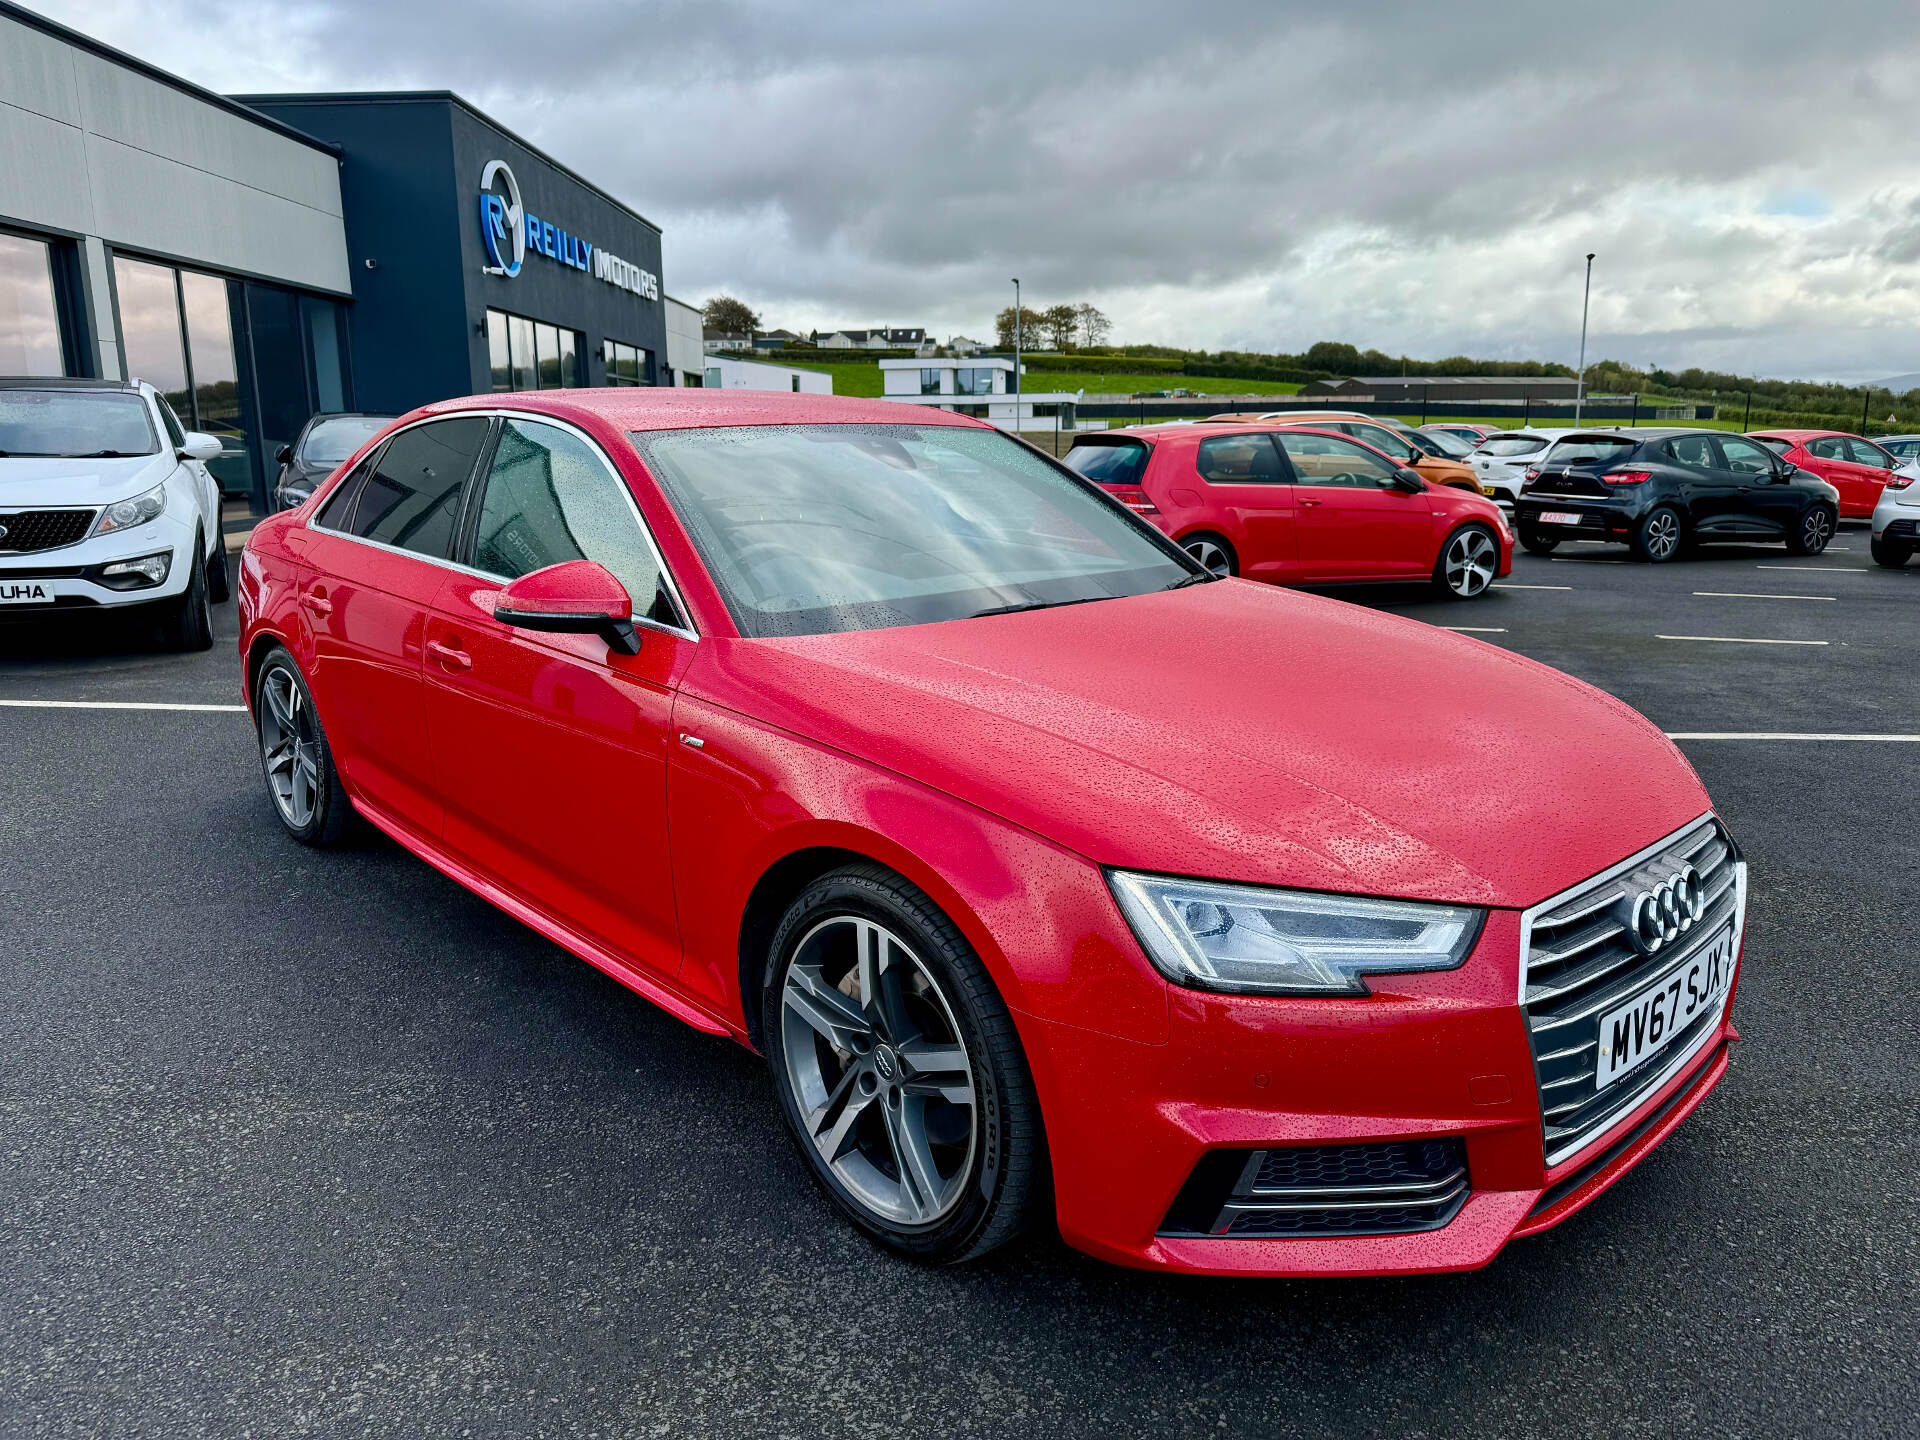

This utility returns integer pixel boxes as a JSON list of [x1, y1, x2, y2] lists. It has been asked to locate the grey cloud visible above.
[[34, 0, 1920, 377]]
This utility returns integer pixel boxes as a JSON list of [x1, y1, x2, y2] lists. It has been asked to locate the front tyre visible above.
[[1630, 505, 1683, 563], [763, 864, 1044, 1264], [1433, 523, 1499, 599], [1871, 535, 1912, 568], [1786, 506, 1835, 556], [254, 646, 356, 845], [158, 535, 214, 651]]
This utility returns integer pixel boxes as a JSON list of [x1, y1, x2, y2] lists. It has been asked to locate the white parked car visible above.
[[1467, 429, 1561, 509], [1870, 463, 1920, 566], [0, 377, 228, 650]]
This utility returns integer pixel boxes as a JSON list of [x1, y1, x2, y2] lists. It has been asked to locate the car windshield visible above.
[[301, 416, 389, 465], [1549, 436, 1638, 465], [1480, 436, 1546, 457], [1751, 437, 1792, 456], [1413, 429, 1474, 458], [632, 423, 1192, 637], [0, 389, 159, 458], [1063, 440, 1151, 486], [1884, 438, 1920, 459]]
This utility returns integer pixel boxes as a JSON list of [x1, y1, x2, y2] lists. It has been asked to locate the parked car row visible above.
[[232, 387, 1746, 1278]]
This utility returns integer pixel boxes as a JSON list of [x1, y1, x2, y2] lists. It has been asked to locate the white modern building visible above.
[[879, 357, 1080, 432], [664, 294, 703, 384], [701, 353, 832, 394]]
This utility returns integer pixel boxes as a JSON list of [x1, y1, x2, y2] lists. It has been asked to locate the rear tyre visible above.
[[1786, 506, 1835, 556], [763, 864, 1045, 1265], [1871, 535, 1912, 568], [1629, 505, 1683, 563], [158, 536, 214, 651], [207, 520, 231, 604], [254, 646, 356, 846], [1180, 532, 1236, 577], [1518, 529, 1560, 557], [1433, 523, 1499, 599]]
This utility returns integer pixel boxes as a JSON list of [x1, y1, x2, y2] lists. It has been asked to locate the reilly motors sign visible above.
[[479, 160, 658, 299]]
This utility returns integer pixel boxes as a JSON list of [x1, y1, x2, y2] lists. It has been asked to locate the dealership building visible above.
[[0, 2, 683, 515]]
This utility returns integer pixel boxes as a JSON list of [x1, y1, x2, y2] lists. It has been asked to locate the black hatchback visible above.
[[1514, 429, 1840, 562], [272, 413, 395, 512]]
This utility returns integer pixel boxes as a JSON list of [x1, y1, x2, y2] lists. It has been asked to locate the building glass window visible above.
[[180, 271, 246, 491], [955, 367, 996, 396], [487, 309, 581, 391], [0, 233, 64, 376], [607, 339, 649, 386], [114, 256, 189, 409], [920, 367, 942, 395]]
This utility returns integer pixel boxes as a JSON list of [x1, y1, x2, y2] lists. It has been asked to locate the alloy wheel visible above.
[[1645, 509, 1680, 560], [1443, 528, 1498, 597], [259, 666, 321, 829], [1803, 508, 1833, 553], [779, 915, 977, 1227], [1183, 538, 1232, 576]]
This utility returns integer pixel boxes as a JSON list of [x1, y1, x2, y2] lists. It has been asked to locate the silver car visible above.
[[1870, 464, 1920, 566]]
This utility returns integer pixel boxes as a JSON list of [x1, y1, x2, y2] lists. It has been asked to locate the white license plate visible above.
[[0, 579, 55, 605], [1539, 510, 1586, 526], [1596, 922, 1736, 1090]]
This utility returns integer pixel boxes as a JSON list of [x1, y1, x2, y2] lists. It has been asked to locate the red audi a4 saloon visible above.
[[1063, 423, 1513, 598], [239, 390, 1745, 1276]]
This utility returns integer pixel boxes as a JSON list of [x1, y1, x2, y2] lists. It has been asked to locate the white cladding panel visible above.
[[0, 13, 350, 296], [664, 295, 704, 379]]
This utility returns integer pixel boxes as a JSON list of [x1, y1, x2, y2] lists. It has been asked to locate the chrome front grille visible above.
[[1522, 815, 1744, 1167]]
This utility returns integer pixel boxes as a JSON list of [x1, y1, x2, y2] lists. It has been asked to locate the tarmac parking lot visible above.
[[2, 527, 1915, 1439]]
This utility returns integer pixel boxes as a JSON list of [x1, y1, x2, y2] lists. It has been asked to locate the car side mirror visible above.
[[275, 444, 294, 466], [1390, 467, 1426, 493], [491, 559, 641, 655], [180, 431, 224, 462]]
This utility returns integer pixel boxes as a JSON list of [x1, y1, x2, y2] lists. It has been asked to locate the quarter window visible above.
[[1195, 433, 1284, 483], [1274, 432, 1400, 487], [314, 449, 379, 530], [346, 417, 491, 559], [472, 419, 679, 626]]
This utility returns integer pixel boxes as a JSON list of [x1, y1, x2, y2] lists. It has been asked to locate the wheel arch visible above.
[[736, 843, 879, 1051]]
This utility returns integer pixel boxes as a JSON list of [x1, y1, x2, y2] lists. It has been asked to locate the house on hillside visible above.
[[703, 328, 752, 353], [946, 334, 985, 355], [751, 329, 806, 351], [814, 327, 929, 350]]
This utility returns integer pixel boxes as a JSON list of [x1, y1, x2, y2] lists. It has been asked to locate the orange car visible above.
[[1204, 412, 1480, 492]]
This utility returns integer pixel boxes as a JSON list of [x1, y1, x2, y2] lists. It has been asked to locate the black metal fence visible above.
[[1072, 396, 1712, 427]]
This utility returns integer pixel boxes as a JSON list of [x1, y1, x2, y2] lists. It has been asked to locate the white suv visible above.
[[0, 378, 229, 649]]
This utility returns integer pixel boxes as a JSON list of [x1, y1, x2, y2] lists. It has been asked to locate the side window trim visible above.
[[449, 417, 505, 570], [309, 420, 497, 581], [315, 442, 385, 533], [468, 411, 699, 640]]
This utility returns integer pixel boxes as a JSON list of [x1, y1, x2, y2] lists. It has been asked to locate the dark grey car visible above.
[[273, 413, 394, 511]]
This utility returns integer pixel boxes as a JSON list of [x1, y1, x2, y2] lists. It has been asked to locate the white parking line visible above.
[[1692, 592, 1835, 601], [1656, 635, 1828, 645], [0, 699, 246, 712], [1492, 583, 1572, 590], [1442, 626, 1507, 632], [1666, 732, 1920, 741], [1754, 565, 1867, 573]]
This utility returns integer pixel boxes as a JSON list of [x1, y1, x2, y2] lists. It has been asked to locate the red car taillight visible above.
[[1104, 484, 1159, 516], [1602, 469, 1654, 485], [1523, 468, 1540, 482], [1887, 473, 1914, 490]]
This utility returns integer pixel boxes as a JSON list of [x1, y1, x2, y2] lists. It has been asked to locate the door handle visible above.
[[427, 639, 472, 672], [299, 589, 332, 616], [1298, 498, 1324, 507]]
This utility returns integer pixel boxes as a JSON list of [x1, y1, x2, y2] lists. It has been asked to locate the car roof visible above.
[[0, 375, 142, 392], [1748, 428, 1851, 441], [411, 387, 989, 433]]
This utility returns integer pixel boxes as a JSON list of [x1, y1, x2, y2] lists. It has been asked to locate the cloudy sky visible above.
[[36, 0, 1920, 381]]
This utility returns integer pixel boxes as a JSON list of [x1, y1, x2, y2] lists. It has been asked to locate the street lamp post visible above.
[[1011, 279, 1022, 423], [1575, 252, 1595, 427]]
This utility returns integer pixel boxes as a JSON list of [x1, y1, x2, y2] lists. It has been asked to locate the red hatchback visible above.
[[1748, 429, 1900, 518], [1064, 424, 1513, 598], [240, 391, 1744, 1275]]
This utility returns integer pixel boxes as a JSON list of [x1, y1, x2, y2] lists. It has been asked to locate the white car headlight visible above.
[[93, 482, 169, 536], [1107, 870, 1484, 996]]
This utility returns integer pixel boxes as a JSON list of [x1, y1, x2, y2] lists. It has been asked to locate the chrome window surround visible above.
[[1517, 812, 1747, 1170], [308, 408, 699, 643]]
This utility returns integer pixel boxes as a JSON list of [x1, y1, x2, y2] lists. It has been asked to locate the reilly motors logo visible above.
[[479, 160, 525, 277]]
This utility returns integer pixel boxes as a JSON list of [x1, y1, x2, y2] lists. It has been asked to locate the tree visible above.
[[1074, 303, 1111, 350], [994, 305, 1045, 349], [702, 294, 759, 336], [1041, 304, 1079, 351], [1303, 340, 1362, 374]]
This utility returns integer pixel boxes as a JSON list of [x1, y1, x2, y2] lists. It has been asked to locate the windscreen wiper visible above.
[[70, 450, 144, 458], [970, 594, 1111, 619], [1164, 571, 1218, 589]]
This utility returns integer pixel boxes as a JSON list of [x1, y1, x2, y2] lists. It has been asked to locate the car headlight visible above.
[[93, 482, 169, 536], [1107, 870, 1484, 996]]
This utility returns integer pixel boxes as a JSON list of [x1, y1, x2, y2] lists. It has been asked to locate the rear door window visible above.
[[1195, 433, 1286, 483], [1063, 440, 1149, 486], [346, 417, 492, 560], [1845, 437, 1894, 469]]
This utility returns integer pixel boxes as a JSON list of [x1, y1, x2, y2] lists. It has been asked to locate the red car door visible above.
[[302, 415, 493, 839], [1188, 433, 1296, 581], [1273, 431, 1433, 580], [422, 415, 696, 979], [1800, 436, 1866, 514], [1844, 437, 1897, 516]]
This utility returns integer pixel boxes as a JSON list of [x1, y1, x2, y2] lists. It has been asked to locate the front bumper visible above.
[[0, 515, 194, 613], [1031, 905, 1743, 1276]]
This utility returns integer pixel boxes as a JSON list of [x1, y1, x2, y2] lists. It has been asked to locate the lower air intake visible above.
[[1159, 1138, 1469, 1238]]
